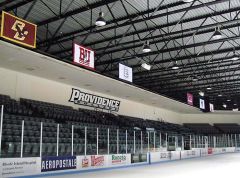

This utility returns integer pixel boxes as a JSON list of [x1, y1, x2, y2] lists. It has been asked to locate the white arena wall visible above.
[[1, 67, 240, 125], [0, 67, 180, 124], [180, 112, 240, 124]]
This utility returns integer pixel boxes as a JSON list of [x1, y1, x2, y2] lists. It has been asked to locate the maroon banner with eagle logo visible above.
[[0, 11, 37, 48]]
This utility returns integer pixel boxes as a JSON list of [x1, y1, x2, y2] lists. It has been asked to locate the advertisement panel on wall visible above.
[[181, 150, 200, 159], [208, 148, 213, 155], [69, 88, 121, 112], [150, 152, 171, 163], [0, 157, 41, 177], [77, 155, 106, 169], [41, 156, 76, 172], [110, 154, 131, 166], [235, 147, 240, 152]]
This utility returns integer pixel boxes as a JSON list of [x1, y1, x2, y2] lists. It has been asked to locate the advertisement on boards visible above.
[[0, 157, 41, 177], [41, 156, 77, 172]]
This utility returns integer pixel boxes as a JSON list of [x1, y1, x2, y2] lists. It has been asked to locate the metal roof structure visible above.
[[1, 0, 240, 110]]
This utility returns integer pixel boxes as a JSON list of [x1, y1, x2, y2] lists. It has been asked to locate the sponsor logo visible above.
[[160, 152, 171, 159], [82, 157, 89, 168], [11, 20, 29, 41], [91, 156, 104, 167], [41, 156, 76, 172], [112, 155, 127, 164], [69, 88, 121, 111], [208, 148, 213, 155], [1, 11, 37, 48], [187, 151, 196, 156]]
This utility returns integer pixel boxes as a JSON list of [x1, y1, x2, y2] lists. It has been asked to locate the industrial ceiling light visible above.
[[218, 94, 222, 97], [182, 0, 194, 2], [231, 51, 239, 61], [207, 87, 212, 90], [141, 63, 151, 70], [142, 41, 151, 53], [212, 26, 222, 40], [192, 76, 198, 82], [95, 12, 106, 27], [199, 91, 204, 96], [172, 61, 180, 70], [223, 104, 227, 108], [227, 99, 231, 102]]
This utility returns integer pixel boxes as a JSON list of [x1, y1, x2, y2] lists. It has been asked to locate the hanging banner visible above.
[[73, 43, 95, 70], [119, 63, 133, 82], [210, 103, 214, 112], [199, 98, 205, 110], [187, 93, 193, 106], [0, 11, 37, 48]]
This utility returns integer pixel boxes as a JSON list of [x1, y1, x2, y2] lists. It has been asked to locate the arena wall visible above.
[[180, 112, 240, 124], [0, 67, 180, 124]]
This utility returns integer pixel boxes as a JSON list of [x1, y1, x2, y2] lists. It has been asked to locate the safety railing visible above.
[[0, 105, 240, 158]]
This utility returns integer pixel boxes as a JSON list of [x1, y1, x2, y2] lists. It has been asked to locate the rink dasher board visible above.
[[1, 149, 240, 177]]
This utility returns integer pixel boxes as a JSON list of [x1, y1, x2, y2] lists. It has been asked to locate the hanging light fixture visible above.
[[142, 41, 151, 53], [192, 76, 198, 82], [223, 104, 227, 108], [199, 91, 204, 96], [231, 50, 239, 61], [212, 26, 222, 40], [207, 87, 212, 90], [182, 0, 194, 2], [172, 61, 180, 70], [141, 63, 151, 70], [95, 11, 106, 27]]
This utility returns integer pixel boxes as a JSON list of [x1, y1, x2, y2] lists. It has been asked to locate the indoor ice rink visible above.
[[0, 0, 240, 178]]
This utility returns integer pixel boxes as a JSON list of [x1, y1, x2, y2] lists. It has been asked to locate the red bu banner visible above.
[[73, 43, 95, 70], [187, 93, 193, 106], [0, 11, 37, 48]]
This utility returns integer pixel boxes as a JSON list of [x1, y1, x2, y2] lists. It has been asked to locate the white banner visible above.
[[199, 98, 205, 110], [210, 103, 214, 112], [119, 63, 133, 82], [0, 157, 41, 177], [73, 43, 95, 69]]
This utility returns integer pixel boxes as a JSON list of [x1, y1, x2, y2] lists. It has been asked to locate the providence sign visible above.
[[69, 88, 121, 112]]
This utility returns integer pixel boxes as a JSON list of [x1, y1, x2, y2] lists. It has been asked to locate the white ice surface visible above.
[[45, 153, 240, 178]]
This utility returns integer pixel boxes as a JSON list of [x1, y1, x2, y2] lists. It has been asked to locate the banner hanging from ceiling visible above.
[[209, 103, 214, 112], [199, 98, 205, 110], [0, 11, 37, 48], [187, 93, 193, 106], [73, 43, 95, 70], [119, 63, 133, 82]]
